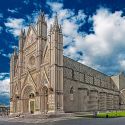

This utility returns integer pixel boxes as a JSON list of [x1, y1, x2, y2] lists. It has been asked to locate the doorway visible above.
[[30, 100, 35, 114]]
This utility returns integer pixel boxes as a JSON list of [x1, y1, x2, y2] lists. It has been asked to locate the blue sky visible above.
[[1, 0, 125, 105]]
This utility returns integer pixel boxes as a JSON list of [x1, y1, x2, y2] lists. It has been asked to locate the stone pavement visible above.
[[1, 116, 125, 125], [0, 112, 92, 124], [1, 112, 125, 125]]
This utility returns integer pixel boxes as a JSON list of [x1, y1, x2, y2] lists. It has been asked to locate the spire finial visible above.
[[38, 10, 45, 22], [13, 47, 17, 56], [54, 13, 58, 25], [59, 25, 62, 33], [23, 29, 25, 36], [40, 10, 44, 16], [49, 24, 53, 33], [20, 29, 24, 37]]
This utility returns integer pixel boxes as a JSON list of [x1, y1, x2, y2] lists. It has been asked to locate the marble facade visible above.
[[10, 12, 125, 115]]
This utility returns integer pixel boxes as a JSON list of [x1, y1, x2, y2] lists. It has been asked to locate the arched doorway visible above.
[[21, 85, 36, 114]]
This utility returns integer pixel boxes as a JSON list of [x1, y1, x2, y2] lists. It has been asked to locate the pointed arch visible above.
[[26, 25, 37, 36], [21, 84, 36, 113], [21, 84, 36, 99], [69, 86, 74, 101], [21, 70, 37, 92], [70, 86, 74, 94], [23, 25, 37, 48]]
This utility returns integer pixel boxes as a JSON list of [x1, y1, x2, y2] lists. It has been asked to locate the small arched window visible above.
[[70, 87, 74, 101], [29, 93, 35, 98], [70, 87, 74, 94]]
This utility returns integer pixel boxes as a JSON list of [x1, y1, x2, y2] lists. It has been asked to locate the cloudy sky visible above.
[[1, 0, 125, 105]]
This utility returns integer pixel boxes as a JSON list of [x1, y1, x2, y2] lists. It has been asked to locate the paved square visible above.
[[1, 117, 125, 125]]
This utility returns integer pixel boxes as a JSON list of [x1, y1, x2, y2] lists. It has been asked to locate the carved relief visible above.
[[26, 27, 37, 47], [29, 56, 35, 66], [43, 45, 50, 63], [41, 73, 48, 85]]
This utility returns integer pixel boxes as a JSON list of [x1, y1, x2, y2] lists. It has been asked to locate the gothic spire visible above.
[[13, 47, 17, 56], [54, 13, 58, 26], [20, 29, 24, 37], [19, 29, 26, 38], [49, 24, 53, 33], [23, 29, 26, 39], [59, 25, 62, 33], [38, 11, 45, 22]]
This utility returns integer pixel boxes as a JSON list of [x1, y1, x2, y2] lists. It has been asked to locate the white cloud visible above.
[[26, 10, 39, 24], [8, 8, 18, 13], [6, 1, 125, 75], [46, 1, 86, 45], [63, 20, 78, 36], [0, 49, 11, 58], [9, 45, 18, 49], [5, 18, 28, 37], [77, 8, 125, 74], [0, 78, 10, 97], [47, 1, 63, 12], [0, 73, 10, 97], [46, 1, 125, 75], [23, 0, 30, 5], [119, 60, 125, 70], [0, 73, 9, 80], [2, 53, 12, 58]]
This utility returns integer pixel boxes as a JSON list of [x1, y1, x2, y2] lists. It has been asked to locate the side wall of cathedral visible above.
[[112, 73, 125, 109], [63, 56, 120, 112]]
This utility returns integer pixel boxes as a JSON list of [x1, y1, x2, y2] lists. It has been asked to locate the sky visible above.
[[1, 0, 125, 105]]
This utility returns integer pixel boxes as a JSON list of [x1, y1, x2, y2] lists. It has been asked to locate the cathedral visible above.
[[10, 12, 125, 115]]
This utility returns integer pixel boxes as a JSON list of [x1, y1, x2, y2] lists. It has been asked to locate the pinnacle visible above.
[[20, 29, 24, 37], [38, 10, 45, 22], [54, 13, 58, 26], [13, 47, 17, 56], [20, 28, 25, 37]]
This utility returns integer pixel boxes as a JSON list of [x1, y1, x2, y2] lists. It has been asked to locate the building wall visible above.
[[111, 73, 125, 109], [111, 75, 119, 90], [63, 56, 120, 112], [10, 13, 125, 115], [119, 73, 125, 91], [10, 14, 64, 115]]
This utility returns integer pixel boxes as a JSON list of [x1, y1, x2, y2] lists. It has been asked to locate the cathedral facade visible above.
[[10, 12, 125, 115]]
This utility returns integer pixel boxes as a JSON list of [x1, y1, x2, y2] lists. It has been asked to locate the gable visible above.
[[24, 25, 37, 48], [21, 69, 37, 90]]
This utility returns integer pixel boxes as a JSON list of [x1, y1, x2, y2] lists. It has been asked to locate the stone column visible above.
[[35, 96, 41, 114], [49, 16, 64, 113]]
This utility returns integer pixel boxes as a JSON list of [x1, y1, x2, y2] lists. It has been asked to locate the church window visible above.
[[70, 87, 74, 94], [29, 93, 35, 98], [70, 87, 74, 101]]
